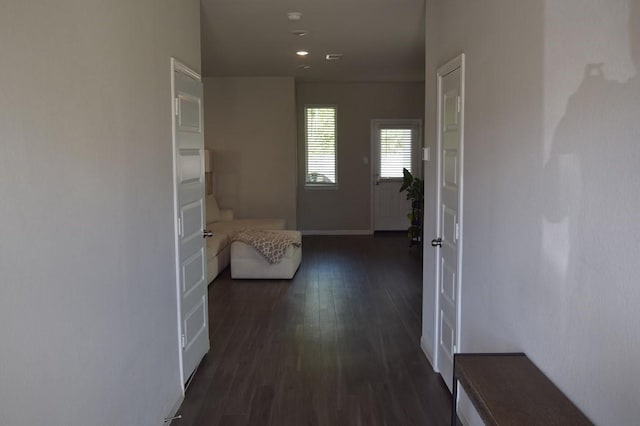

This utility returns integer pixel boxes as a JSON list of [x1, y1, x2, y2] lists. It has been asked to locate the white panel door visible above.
[[433, 55, 464, 392], [373, 120, 421, 231], [171, 59, 210, 384]]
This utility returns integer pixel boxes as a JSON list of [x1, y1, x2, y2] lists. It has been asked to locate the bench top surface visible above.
[[454, 353, 593, 426]]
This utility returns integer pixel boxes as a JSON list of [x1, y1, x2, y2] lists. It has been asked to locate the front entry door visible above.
[[372, 120, 421, 231], [433, 54, 465, 391], [171, 58, 209, 385]]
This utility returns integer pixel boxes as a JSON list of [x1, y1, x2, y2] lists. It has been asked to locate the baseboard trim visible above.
[[164, 392, 184, 425], [301, 230, 373, 236], [420, 335, 436, 371]]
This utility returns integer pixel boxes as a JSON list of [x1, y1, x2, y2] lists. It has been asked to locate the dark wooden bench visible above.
[[452, 353, 593, 425]]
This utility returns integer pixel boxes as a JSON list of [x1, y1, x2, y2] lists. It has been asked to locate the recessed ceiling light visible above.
[[291, 30, 308, 37], [287, 12, 302, 21], [296, 50, 309, 56], [297, 65, 311, 69], [325, 53, 343, 61]]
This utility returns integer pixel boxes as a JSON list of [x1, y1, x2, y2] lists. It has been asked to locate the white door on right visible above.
[[373, 119, 422, 231], [434, 54, 465, 392]]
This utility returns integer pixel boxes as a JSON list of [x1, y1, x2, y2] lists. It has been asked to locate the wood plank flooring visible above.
[[175, 233, 452, 426]]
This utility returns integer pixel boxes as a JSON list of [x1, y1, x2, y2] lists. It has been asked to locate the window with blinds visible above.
[[379, 128, 413, 178], [305, 106, 337, 186]]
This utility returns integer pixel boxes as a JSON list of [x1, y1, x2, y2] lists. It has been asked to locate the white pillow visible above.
[[206, 195, 221, 223]]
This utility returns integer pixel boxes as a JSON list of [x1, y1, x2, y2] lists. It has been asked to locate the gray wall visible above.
[[422, 0, 640, 424], [297, 82, 425, 232], [203, 77, 297, 228], [0, 1, 200, 425]]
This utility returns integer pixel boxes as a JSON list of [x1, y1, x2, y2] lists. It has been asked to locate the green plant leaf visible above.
[[399, 168, 413, 193]]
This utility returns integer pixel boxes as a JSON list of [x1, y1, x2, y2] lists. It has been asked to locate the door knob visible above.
[[431, 238, 442, 247], [203, 230, 213, 238]]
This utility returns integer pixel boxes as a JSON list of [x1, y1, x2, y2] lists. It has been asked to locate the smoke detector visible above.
[[287, 12, 302, 21], [325, 53, 343, 61]]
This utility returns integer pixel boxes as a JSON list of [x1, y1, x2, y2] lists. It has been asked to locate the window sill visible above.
[[304, 184, 339, 190]]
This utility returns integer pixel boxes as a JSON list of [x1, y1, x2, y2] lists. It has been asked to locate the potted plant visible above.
[[399, 168, 424, 246]]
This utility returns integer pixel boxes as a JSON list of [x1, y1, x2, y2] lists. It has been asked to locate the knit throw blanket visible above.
[[233, 229, 301, 264]]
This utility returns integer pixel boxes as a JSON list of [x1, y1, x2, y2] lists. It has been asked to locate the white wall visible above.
[[296, 82, 425, 232], [0, 1, 200, 425], [203, 77, 297, 228], [423, 0, 640, 424]]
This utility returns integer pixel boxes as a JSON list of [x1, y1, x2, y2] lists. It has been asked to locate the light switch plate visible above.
[[423, 147, 431, 161]]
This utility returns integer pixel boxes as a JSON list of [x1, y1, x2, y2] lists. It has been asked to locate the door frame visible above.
[[432, 53, 465, 380], [369, 118, 423, 233], [170, 57, 206, 392]]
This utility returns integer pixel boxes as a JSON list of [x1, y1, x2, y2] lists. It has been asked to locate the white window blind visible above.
[[379, 128, 413, 178], [305, 107, 337, 185]]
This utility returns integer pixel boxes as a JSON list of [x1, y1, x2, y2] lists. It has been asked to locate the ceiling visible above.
[[200, 0, 426, 82]]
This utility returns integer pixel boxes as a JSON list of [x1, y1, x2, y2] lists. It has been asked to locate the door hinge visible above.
[[177, 217, 182, 237], [455, 223, 460, 241], [175, 97, 180, 116], [457, 96, 461, 113], [181, 334, 186, 349]]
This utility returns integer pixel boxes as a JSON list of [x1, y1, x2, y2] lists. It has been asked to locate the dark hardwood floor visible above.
[[175, 233, 452, 426]]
